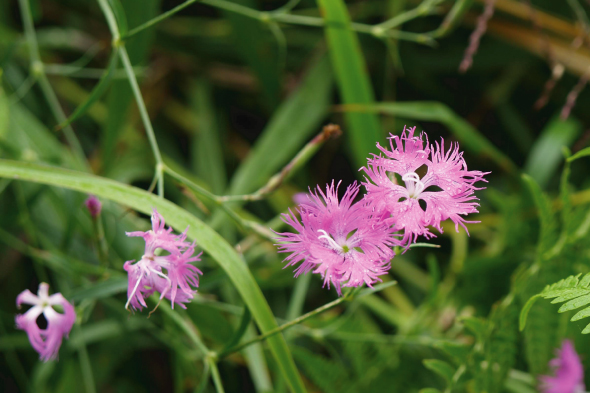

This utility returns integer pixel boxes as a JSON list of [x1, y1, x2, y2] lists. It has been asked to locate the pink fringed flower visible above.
[[540, 340, 585, 393], [276, 181, 399, 295], [361, 126, 488, 246], [124, 208, 202, 312], [15, 283, 75, 361]]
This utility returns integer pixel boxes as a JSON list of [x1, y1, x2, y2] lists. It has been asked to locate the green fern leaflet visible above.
[[520, 273, 590, 333]]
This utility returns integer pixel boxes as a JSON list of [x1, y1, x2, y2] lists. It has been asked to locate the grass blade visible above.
[[229, 56, 332, 195], [56, 48, 119, 130], [316, 0, 382, 168], [0, 159, 306, 393]]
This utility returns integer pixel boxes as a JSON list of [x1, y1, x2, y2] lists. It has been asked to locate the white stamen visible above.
[[125, 274, 144, 310], [317, 230, 342, 251], [402, 172, 425, 197], [148, 267, 172, 317]]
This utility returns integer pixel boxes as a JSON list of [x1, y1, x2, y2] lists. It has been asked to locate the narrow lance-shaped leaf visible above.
[[0, 159, 307, 393], [56, 48, 119, 130], [316, 0, 382, 169]]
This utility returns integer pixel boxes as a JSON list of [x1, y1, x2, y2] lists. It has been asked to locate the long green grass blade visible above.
[[316, 0, 382, 169], [0, 84, 8, 138], [0, 159, 306, 393]]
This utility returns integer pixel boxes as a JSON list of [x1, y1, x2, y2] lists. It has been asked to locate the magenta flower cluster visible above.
[[16, 208, 203, 362], [124, 209, 202, 311], [540, 340, 586, 393], [276, 126, 488, 294]]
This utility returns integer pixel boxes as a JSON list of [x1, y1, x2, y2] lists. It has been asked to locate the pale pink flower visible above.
[[361, 126, 488, 247], [276, 181, 399, 295], [15, 283, 75, 362], [540, 340, 585, 393], [124, 209, 202, 311]]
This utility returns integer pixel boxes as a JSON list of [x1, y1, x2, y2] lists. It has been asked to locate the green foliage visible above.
[[521, 273, 590, 334], [3, 0, 590, 391]]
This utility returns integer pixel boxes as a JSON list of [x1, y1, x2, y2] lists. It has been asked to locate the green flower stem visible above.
[[163, 165, 275, 240], [218, 124, 341, 203], [217, 290, 353, 359], [17, 0, 88, 171], [195, 361, 211, 393], [97, 0, 165, 198], [74, 326, 97, 393], [157, 299, 211, 356], [376, 0, 443, 31], [208, 358, 226, 393], [119, 0, 435, 45], [92, 215, 109, 267]]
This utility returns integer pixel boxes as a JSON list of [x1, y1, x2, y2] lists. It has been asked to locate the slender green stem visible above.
[[157, 299, 211, 355], [76, 327, 97, 393], [163, 165, 275, 240], [17, 0, 88, 170], [208, 358, 226, 393], [125, 0, 199, 39], [195, 361, 211, 393], [118, 0, 435, 45], [376, 0, 442, 31], [218, 124, 341, 203], [118, 47, 164, 197], [217, 291, 352, 358], [97, 0, 165, 197]]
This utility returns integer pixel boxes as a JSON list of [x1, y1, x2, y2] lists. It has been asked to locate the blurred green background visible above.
[[1, 0, 590, 392]]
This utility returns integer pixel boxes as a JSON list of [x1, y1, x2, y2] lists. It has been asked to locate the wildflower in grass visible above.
[[15, 283, 75, 362], [540, 340, 585, 393], [124, 209, 202, 312], [276, 181, 398, 295], [361, 126, 488, 247], [84, 195, 102, 219]]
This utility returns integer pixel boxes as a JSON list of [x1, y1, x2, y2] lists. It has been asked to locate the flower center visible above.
[[317, 230, 353, 254], [402, 172, 425, 198]]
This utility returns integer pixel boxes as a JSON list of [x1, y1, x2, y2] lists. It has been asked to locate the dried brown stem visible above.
[[459, 0, 497, 73]]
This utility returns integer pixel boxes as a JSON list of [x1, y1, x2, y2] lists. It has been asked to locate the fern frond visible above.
[[520, 273, 590, 333]]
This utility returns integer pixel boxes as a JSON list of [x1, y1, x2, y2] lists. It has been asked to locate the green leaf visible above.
[[292, 346, 347, 393], [521, 273, 590, 335], [433, 341, 471, 365], [56, 48, 119, 130], [0, 159, 306, 393], [524, 117, 581, 188], [341, 101, 516, 173], [68, 277, 128, 302], [223, 0, 280, 111], [316, 0, 382, 169], [462, 316, 487, 343], [0, 83, 8, 139], [519, 295, 541, 331], [191, 78, 227, 194], [423, 359, 455, 386], [568, 146, 590, 162], [229, 56, 332, 195], [107, 0, 128, 36], [222, 307, 252, 351], [419, 389, 442, 393], [521, 174, 556, 255]]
